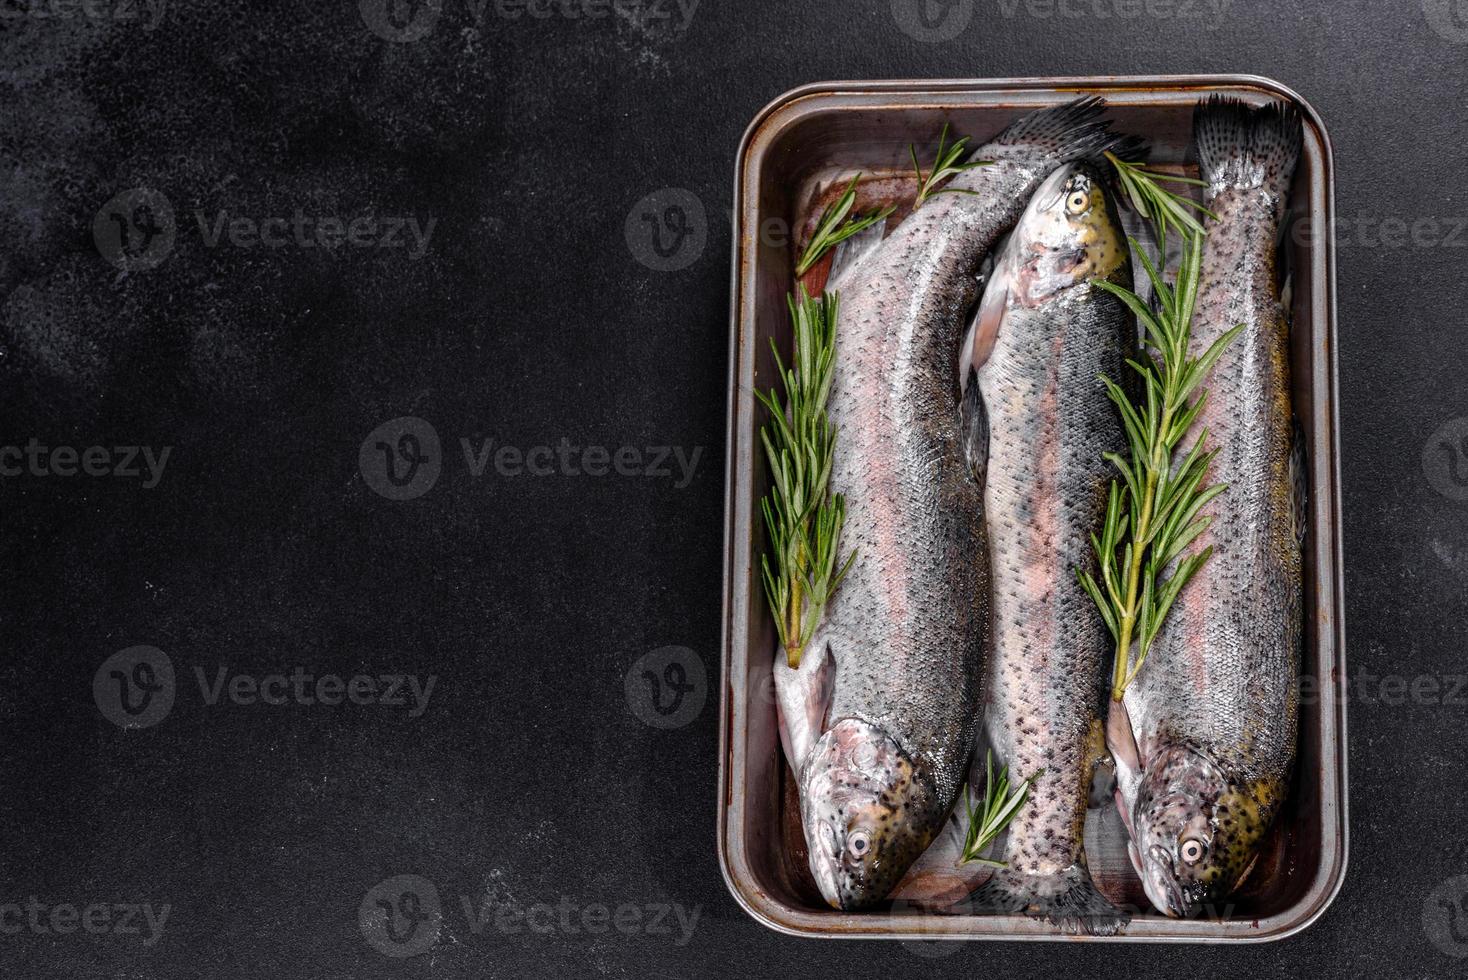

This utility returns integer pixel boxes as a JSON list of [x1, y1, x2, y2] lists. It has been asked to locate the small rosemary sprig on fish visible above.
[[957, 752, 1041, 867], [1078, 161, 1241, 702], [1104, 153, 1215, 241], [757, 287, 857, 669], [910, 123, 990, 209], [796, 175, 895, 276]]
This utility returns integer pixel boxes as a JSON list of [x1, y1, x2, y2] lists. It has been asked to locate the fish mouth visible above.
[[809, 841, 844, 910], [1142, 846, 1190, 918]]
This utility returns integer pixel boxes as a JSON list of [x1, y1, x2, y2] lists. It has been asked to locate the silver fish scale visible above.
[[1130, 186, 1301, 788], [822, 160, 1053, 813], [979, 287, 1132, 873]]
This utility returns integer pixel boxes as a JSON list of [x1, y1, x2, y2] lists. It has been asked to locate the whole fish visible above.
[[963, 162, 1134, 935], [1109, 97, 1304, 918], [773, 98, 1134, 911]]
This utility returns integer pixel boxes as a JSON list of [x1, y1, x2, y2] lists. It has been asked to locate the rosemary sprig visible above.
[[910, 123, 990, 209], [796, 175, 895, 277], [1104, 152, 1215, 244], [756, 287, 857, 669], [1077, 163, 1242, 701], [957, 752, 1041, 867]]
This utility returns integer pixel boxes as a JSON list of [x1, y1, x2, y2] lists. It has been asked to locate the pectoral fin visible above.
[[773, 636, 836, 778], [960, 370, 990, 481]]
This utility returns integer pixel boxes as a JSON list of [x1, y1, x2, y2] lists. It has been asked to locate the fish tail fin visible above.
[[983, 97, 1142, 165], [969, 864, 1130, 936], [1193, 96, 1302, 196]]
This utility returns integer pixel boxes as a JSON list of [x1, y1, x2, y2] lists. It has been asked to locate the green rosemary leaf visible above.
[[957, 751, 1042, 867], [1081, 158, 1244, 701], [758, 287, 857, 668], [911, 123, 991, 210], [795, 175, 896, 277]]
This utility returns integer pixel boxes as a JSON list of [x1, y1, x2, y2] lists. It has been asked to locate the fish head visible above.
[[1006, 162, 1128, 306], [800, 718, 938, 910], [1128, 745, 1268, 918]]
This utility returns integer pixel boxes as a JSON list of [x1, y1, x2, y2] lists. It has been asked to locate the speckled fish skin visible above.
[[966, 163, 1133, 936], [1115, 97, 1304, 919], [779, 99, 1136, 912]]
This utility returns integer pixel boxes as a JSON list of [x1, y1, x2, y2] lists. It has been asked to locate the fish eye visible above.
[[1179, 838, 1207, 865], [847, 830, 872, 858], [1065, 188, 1090, 215]]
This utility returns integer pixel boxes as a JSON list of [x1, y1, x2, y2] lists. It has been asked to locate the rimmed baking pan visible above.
[[718, 75, 1345, 943]]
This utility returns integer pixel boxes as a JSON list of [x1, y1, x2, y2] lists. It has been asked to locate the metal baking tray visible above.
[[718, 76, 1346, 943]]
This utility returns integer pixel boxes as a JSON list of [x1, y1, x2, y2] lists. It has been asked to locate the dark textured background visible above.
[[2, 0, 1466, 976]]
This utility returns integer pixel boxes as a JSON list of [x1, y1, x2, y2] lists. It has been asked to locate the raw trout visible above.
[[1109, 97, 1304, 918], [964, 162, 1134, 936], [773, 99, 1134, 911]]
